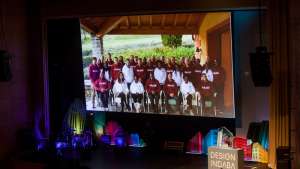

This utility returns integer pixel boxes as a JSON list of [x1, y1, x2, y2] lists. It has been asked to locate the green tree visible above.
[[161, 35, 182, 48]]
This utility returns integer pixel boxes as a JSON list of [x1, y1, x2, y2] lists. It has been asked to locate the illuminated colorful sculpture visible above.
[[128, 133, 146, 148], [252, 142, 268, 163], [186, 132, 203, 154], [202, 129, 218, 154], [65, 99, 87, 135], [105, 121, 124, 145]]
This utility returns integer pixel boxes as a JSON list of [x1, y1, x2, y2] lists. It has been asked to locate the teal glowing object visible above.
[[94, 112, 106, 137]]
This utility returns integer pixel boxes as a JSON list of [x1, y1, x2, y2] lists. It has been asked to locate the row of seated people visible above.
[[93, 71, 216, 114], [89, 55, 226, 110]]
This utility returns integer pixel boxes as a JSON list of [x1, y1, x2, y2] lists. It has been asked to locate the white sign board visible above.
[[208, 146, 244, 169]]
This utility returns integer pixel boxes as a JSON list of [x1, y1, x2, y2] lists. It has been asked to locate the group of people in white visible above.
[[88, 53, 226, 114]]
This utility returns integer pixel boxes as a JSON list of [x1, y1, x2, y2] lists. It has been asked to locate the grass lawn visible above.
[[81, 32, 194, 57], [81, 33, 196, 79]]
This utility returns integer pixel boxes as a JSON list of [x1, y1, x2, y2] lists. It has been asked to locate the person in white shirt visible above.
[[180, 76, 196, 111], [122, 59, 134, 88], [113, 72, 130, 111], [172, 65, 182, 87], [154, 61, 167, 86], [202, 63, 214, 82], [130, 76, 145, 112], [102, 62, 111, 82]]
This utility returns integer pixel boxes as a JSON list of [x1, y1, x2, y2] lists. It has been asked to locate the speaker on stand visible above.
[[250, 46, 273, 87], [276, 146, 291, 169]]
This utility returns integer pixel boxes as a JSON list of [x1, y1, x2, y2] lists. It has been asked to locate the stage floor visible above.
[[79, 147, 269, 169]]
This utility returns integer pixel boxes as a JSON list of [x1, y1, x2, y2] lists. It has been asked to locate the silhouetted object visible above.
[[247, 121, 269, 150], [276, 146, 291, 169], [17, 128, 35, 151], [0, 50, 12, 81], [250, 46, 272, 87]]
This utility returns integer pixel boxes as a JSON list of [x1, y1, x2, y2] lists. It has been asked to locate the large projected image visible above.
[[80, 12, 234, 118]]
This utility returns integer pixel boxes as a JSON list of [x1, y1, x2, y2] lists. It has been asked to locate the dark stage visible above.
[[45, 147, 269, 169]]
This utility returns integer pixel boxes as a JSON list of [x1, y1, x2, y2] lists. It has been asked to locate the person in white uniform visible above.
[[202, 63, 214, 82], [130, 76, 145, 112], [172, 65, 182, 87], [122, 59, 134, 88], [180, 76, 196, 112], [154, 61, 167, 87], [113, 72, 130, 111]]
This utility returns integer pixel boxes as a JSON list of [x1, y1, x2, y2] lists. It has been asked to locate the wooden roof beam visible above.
[[149, 15, 152, 27], [109, 27, 198, 35], [126, 16, 130, 27], [80, 19, 98, 34], [137, 16, 141, 27], [96, 16, 126, 37], [173, 14, 178, 26], [185, 14, 192, 27], [161, 15, 166, 27]]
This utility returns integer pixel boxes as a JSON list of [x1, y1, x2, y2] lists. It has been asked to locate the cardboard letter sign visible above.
[[208, 146, 244, 169]]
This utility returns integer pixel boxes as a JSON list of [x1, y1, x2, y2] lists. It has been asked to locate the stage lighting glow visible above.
[[73, 113, 85, 134], [94, 112, 105, 137], [36, 138, 49, 152], [115, 136, 126, 147], [35, 109, 50, 141], [56, 141, 68, 149], [258, 121, 269, 150], [100, 134, 111, 144], [105, 121, 124, 145], [66, 99, 87, 135], [96, 128, 104, 136], [72, 135, 82, 148]]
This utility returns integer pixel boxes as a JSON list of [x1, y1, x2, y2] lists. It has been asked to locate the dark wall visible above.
[[47, 19, 85, 138], [232, 11, 269, 136], [0, 0, 31, 161], [41, 0, 261, 18]]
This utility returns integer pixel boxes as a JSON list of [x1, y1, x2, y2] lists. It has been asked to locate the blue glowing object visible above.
[[37, 142, 45, 151], [56, 141, 68, 149], [128, 133, 146, 148], [130, 133, 140, 146], [115, 136, 126, 147], [100, 134, 111, 144], [202, 129, 218, 154]]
